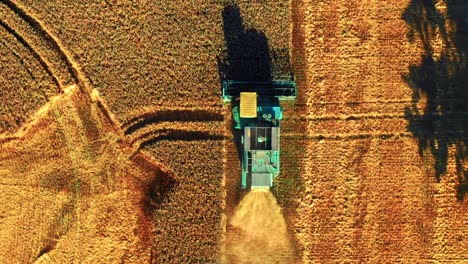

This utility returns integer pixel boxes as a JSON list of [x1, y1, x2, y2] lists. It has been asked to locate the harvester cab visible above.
[[222, 80, 297, 190]]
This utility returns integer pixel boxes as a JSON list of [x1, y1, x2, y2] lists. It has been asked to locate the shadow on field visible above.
[[142, 170, 177, 214], [37, 202, 76, 260], [403, 0, 468, 200], [218, 4, 272, 226], [217, 3, 274, 172], [132, 153, 178, 215], [217, 3, 295, 161], [217, 2, 303, 260], [217, 4, 272, 82]]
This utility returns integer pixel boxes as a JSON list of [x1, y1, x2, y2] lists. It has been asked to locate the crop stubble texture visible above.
[[287, 0, 468, 262], [1, 0, 467, 263], [17, 0, 227, 123], [0, 1, 228, 262], [0, 85, 156, 263], [0, 2, 59, 133]]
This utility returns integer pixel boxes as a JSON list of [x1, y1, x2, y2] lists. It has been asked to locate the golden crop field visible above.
[[0, 0, 466, 263]]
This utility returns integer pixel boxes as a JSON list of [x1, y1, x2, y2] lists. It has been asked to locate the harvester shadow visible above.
[[217, 3, 272, 82], [402, 0, 468, 200], [218, 3, 275, 210], [218, 2, 294, 163], [218, 2, 303, 261]]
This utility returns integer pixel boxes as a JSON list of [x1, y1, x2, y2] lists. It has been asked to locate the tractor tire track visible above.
[[123, 109, 227, 155], [1, 0, 89, 90], [0, 0, 104, 101], [0, 1, 73, 90], [0, 0, 124, 137], [129, 122, 226, 153], [123, 108, 224, 135], [0, 21, 60, 89]]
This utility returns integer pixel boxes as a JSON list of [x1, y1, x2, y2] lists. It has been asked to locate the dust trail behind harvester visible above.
[[224, 189, 295, 263]]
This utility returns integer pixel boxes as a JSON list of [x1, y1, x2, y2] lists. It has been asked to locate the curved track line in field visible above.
[[0, 40, 37, 81], [130, 123, 226, 146], [1, 0, 99, 98], [0, 0, 123, 136], [0, 0, 84, 89], [129, 123, 226, 145], [130, 128, 227, 145], [123, 109, 224, 135], [0, 0, 224, 145], [0, 19, 61, 89], [134, 129, 226, 152]]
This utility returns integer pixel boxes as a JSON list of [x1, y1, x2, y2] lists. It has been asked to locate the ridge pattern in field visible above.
[[286, 0, 468, 262], [0, 0, 466, 262]]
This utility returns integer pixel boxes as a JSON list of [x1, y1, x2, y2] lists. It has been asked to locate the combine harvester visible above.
[[223, 80, 297, 190]]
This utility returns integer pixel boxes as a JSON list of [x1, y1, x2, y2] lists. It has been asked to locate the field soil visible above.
[[0, 0, 467, 263]]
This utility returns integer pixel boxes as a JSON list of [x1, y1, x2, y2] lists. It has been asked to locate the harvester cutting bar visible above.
[[222, 80, 297, 102]]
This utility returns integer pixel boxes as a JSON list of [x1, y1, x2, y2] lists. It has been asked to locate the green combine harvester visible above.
[[223, 80, 297, 190]]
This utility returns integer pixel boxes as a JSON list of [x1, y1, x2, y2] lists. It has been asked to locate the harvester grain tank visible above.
[[222, 80, 297, 190]]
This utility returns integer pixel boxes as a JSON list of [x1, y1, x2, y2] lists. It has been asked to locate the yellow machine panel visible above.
[[240, 92, 257, 118]]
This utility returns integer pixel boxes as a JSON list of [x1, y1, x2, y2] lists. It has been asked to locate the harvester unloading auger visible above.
[[223, 80, 297, 190]]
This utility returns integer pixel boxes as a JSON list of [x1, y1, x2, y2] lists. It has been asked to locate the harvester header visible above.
[[222, 80, 297, 103]]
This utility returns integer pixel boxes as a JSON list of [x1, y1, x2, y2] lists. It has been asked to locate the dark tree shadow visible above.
[[402, 0, 468, 200]]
